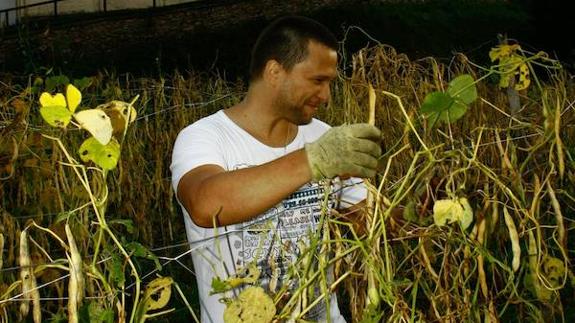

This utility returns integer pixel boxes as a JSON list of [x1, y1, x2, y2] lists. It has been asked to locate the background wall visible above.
[[0, 0, 573, 78], [7, 0, 200, 18]]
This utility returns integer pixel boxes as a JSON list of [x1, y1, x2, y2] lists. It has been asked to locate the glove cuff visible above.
[[304, 143, 324, 181]]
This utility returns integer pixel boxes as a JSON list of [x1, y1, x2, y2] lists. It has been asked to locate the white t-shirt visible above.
[[171, 110, 367, 323]]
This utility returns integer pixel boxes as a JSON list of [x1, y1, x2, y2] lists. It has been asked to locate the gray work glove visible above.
[[305, 123, 382, 180]]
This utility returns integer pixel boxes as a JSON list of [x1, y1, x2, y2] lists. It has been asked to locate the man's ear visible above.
[[263, 59, 284, 86]]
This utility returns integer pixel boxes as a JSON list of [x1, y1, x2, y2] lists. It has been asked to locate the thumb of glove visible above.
[[305, 123, 382, 180]]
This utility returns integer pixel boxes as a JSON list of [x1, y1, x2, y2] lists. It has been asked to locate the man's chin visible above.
[[296, 116, 314, 125], [287, 107, 315, 125]]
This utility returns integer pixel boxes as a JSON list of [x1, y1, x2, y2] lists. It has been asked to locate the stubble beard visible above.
[[275, 91, 313, 126], [288, 103, 313, 125]]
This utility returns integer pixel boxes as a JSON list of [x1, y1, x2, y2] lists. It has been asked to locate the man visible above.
[[171, 16, 381, 322]]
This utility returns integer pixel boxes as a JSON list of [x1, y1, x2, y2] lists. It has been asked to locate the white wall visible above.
[[9, 0, 201, 20], [0, 0, 18, 26], [22, 0, 100, 16], [104, 0, 196, 10]]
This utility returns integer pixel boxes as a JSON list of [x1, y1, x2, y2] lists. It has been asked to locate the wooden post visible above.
[[53, 0, 58, 17]]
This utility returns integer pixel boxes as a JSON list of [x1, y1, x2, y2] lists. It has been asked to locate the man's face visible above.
[[274, 40, 338, 125]]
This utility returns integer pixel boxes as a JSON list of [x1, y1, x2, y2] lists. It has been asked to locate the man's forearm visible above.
[[183, 148, 312, 227]]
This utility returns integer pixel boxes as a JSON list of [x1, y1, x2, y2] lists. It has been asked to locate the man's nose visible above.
[[317, 83, 330, 103]]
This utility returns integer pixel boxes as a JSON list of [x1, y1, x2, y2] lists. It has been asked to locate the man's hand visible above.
[[305, 123, 382, 180]]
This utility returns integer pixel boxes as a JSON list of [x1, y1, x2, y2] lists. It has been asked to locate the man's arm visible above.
[[177, 148, 312, 228], [177, 123, 382, 228]]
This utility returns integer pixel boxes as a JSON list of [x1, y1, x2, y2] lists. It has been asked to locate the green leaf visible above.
[[421, 92, 468, 126], [39, 105, 72, 128], [126, 241, 162, 271], [109, 219, 135, 234], [421, 92, 451, 126], [209, 264, 261, 295], [446, 101, 468, 122], [73, 77, 93, 91], [45, 75, 70, 92], [47, 308, 67, 323], [30, 77, 44, 95], [402, 200, 418, 223], [54, 211, 72, 224], [78, 137, 120, 170], [81, 300, 114, 323], [210, 276, 232, 295], [108, 253, 125, 286], [447, 74, 477, 104], [79, 302, 90, 323]]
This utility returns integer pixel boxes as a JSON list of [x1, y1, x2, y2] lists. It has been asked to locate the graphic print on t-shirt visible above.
[[227, 177, 336, 320]]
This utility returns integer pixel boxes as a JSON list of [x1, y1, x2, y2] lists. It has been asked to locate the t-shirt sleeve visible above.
[[337, 177, 368, 209], [170, 123, 226, 194]]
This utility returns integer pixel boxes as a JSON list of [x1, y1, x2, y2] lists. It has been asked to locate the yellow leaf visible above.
[[498, 55, 523, 89], [40, 93, 66, 108], [515, 63, 531, 91], [66, 84, 82, 113], [433, 198, 473, 230], [459, 197, 473, 230], [433, 199, 462, 227], [143, 277, 173, 311], [97, 100, 138, 135], [134, 276, 174, 322], [74, 109, 113, 145], [542, 256, 565, 289], [227, 278, 244, 289], [39, 105, 72, 128], [489, 47, 501, 62], [489, 44, 521, 62], [223, 286, 275, 323]]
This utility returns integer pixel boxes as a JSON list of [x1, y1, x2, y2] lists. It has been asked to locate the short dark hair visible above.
[[249, 16, 338, 81]]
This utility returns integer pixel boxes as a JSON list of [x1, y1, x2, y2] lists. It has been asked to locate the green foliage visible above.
[[73, 77, 94, 91], [38, 74, 94, 93], [108, 253, 126, 287], [446, 74, 477, 104], [80, 302, 115, 323], [37, 84, 137, 169], [45, 75, 70, 92], [210, 276, 232, 295], [2, 39, 573, 322], [109, 219, 136, 234], [421, 74, 477, 127], [126, 241, 162, 271], [210, 263, 260, 296], [78, 137, 120, 170], [47, 309, 68, 323], [25, 82, 170, 322]]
